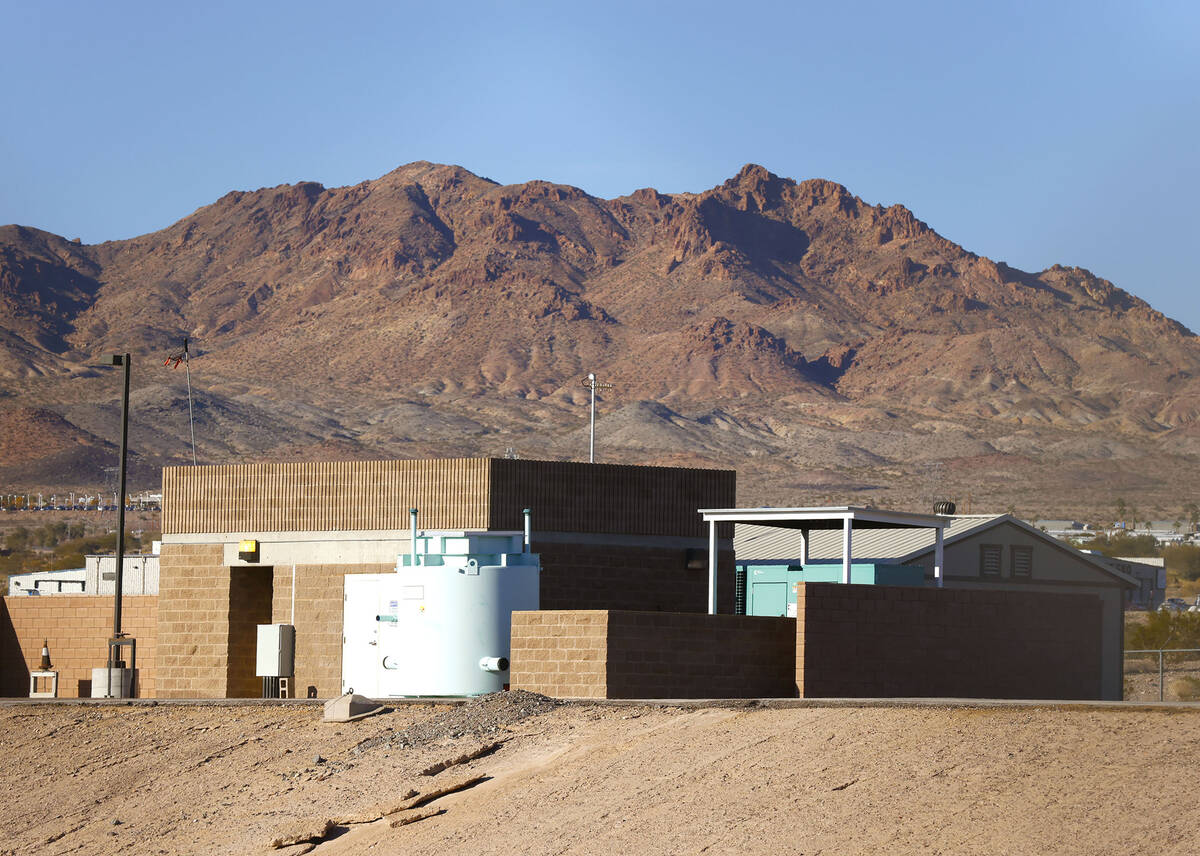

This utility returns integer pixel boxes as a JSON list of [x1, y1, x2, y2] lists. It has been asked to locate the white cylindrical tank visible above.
[[382, 560, 538, 696], [344, 556, 538, 697]]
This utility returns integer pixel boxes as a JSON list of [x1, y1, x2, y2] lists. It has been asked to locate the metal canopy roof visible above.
[[699, 506, 950, 613], [699, 506, 949, 531]]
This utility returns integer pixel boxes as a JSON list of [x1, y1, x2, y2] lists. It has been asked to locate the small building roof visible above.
[[701, 506, 948, 531], [734, 513, 1136, 586]]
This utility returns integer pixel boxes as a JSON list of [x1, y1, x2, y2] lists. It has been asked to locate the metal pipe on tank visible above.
[[409, 508, 418, 567], [523, 508, 531, 553]]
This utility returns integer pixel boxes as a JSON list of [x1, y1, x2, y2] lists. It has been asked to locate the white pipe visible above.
[[934, 527, 944, 588], [708, 519, 718, 614], [842, 518, 852, 584], [799, 529, 809, 565], [588, 373, 596, 463], [409, 508, 418, 567], [290, 563, 296, 625], [523, 508, 531, 553]]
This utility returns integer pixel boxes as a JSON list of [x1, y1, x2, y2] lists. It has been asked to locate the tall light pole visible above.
[[106, 353, 133, 692], [580, 373, 614, 463]]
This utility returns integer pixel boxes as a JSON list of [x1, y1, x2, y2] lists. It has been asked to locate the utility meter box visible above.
[[256, 624, 295, 677]]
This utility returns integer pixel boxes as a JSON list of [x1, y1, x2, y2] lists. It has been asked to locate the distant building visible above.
[[1099, 555, 1166, 610], [7, 568, 86, 596], [84, 553, 159, 596], [6, 548, 159, 597]]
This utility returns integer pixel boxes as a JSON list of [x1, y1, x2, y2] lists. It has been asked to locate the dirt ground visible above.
[[1, 694, 1198, 856]]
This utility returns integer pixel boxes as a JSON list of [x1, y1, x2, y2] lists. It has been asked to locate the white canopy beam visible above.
[[934, 526, 944, 588], [842, 518, 852, 584], [708, 518, 718, 614]]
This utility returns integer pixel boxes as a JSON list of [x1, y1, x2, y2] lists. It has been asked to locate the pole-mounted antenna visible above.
[[580, 372, 615, 463], [166, 338, 198, 465]]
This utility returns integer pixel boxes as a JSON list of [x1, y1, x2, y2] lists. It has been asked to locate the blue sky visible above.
[[2, 0, 1197, 329]]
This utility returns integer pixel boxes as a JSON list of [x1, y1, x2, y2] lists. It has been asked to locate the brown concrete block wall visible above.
[[156, 543, 228, 698], [795, 583, 1104, 700], [604, 611, 795, 699], [510, 610, 795, 699], [511, 610, 609, 698], [275, 563, 393, 698], [0, 595, 158, 698], [535, 543, 734, 614], [488, 459, 737, 537]]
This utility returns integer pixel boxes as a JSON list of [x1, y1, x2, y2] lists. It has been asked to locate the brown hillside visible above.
[[0, 162, 1197, 517]]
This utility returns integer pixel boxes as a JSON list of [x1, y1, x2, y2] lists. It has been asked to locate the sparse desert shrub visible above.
[[1164, 544, 1200, 582], [1126, 609, 1200, 651], [1167, 676, 1200, 702]]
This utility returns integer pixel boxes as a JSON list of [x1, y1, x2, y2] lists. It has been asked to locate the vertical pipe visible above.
[[934, 527, 944, 588], [1159, 650, 1165, 702], [290, 563, 297, 626], [523, 507, 531, 553], [111, 353, 131, 664], [842, 517, 852, 584], [798, 529, 809, 566], [588, 373, 596, 463], [708, 519, 718, 614], [409, 508, 418, 567]]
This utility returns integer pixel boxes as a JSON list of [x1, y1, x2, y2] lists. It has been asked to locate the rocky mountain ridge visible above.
[[1, 162, 1196, 518]]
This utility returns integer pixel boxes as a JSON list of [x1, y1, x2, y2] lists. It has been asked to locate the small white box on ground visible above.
[[256, 624, 295, 677], [90, 667, 132, 698]]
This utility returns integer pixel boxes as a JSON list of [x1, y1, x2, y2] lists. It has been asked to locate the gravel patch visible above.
[[351, 690, 562, 754]]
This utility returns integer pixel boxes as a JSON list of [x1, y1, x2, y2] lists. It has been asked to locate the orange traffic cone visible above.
[[39, 640, 52, 670]]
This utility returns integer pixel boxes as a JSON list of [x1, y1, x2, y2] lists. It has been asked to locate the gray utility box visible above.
[[256, 624, 296, 677]]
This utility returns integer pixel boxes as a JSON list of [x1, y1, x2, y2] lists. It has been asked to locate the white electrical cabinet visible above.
[[256, 624, 296, 677]]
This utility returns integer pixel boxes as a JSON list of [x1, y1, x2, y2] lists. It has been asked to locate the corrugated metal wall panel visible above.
[[162, 459, 492, 534]]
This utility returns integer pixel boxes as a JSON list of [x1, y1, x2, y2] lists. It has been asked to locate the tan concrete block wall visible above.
[[274, 562, 394, 698], [795, 583, 1104, 699], [1, 595, 158, 698], [163, 459, 493, 534], [535, 543, 735, 613], [510, 610, 795, 699], [510, 611, 609, 698], [156, 543, 228, 698]]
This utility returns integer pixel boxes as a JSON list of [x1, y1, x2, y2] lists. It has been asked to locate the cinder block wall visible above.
[[510, 611, 610, 698], [156, 543, 227, 698], [795, 583, 1104, 699], [0, 596, 158, 698], [510, 610, 796, 699], [534, 543, 734, 613]]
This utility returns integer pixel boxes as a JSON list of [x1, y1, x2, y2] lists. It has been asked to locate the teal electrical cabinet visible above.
[[739, 561, 926, 617]]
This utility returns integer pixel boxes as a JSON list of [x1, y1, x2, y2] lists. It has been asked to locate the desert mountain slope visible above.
[[1, 162, 1197, 516]]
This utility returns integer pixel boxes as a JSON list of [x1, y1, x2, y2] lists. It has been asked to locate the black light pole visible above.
[[108, 353, 131, 670]]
